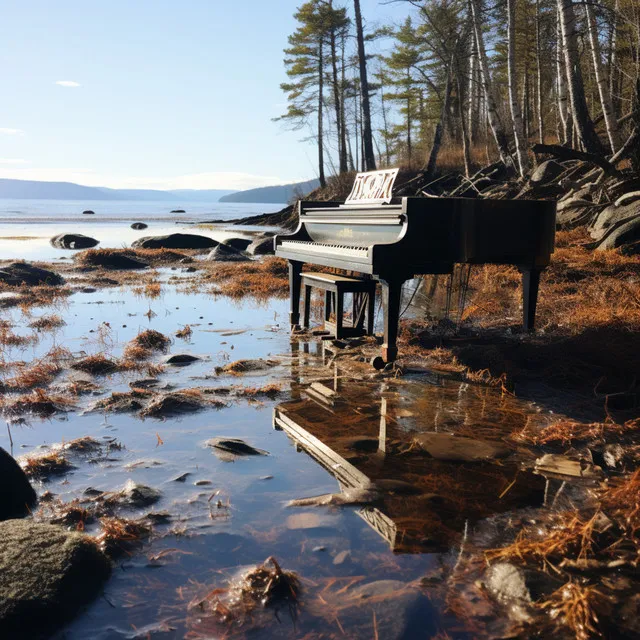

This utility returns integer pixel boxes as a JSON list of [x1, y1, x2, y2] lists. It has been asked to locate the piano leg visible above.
[[380, 277, 405, 363], [521, 268, 542, 331], [288, 260, 303, 328]]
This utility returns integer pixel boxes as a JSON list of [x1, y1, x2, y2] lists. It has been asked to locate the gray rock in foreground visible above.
[[0, 519, 111, 639], [530, 159, 564, 185], [590, 201, 639, 241], [0, 262, 65, 286], [50, 233, 99, 250], [596, 215, 640, 255], [247, 236, 275, 256], [206, 243, 251, 262], [132, 233, 217, 250], [0, 447, 37, 521]]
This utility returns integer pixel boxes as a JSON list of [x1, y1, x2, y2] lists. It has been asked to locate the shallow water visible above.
[[0, 281, 569, 638]]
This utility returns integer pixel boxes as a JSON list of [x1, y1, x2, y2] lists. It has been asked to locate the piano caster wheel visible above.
[[370, 356, 385, 371]]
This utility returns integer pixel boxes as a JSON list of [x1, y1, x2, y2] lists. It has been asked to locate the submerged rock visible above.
[[163, 353, 201, 366], [132, 233, 217, 250], [0, 262, 64, 286], [0, 447, 37, 521], [0, 520, 110, 638], [106, 480, 161, 509], [223, 237, 252, 251], [206, 243, 251, 262], [50, 233, 99, 249], [139, 391, 207, 417], [206, 437, 269, 461], [412, 432, 510, 461]]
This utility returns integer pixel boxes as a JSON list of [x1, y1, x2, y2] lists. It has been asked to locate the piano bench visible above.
[[300, 272, 376, 339]]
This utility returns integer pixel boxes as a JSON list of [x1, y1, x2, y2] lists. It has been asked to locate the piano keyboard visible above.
[[279, 240, 370, 259]]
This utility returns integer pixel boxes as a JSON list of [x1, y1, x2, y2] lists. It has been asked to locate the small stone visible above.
[[333, 550, 352, 566], [173, 473, 191, 483]]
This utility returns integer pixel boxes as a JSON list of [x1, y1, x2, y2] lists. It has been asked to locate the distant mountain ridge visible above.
[[0, 179, 236, 202], [219, 179, 320, 204]]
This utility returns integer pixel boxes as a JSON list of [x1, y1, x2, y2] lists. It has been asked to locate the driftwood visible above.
[[532, 143, 622, 177]]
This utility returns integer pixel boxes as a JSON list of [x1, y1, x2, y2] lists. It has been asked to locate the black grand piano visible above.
[[275, 170, 556, 363]]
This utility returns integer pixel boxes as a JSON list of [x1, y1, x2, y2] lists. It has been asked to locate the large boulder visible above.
[[590, 200, 640, 241], [0, 448, 37, 521], [0, 520, 111, 638], [597, 216, 640, 255], [0, 262, 64, 286], [223, 237, 252, 251], [206, 244, 251, 262], [74, 250, 148, 270], [530, 160, 564, 185], [132, 233, 217, 250], [131, 222, 148, 230], [50, 233, 99, 250], [247, 236, 275, 256]]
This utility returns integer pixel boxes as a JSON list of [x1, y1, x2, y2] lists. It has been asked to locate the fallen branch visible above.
[[531, 143, 622, 177]]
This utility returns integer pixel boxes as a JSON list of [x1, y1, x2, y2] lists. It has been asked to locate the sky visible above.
[[0, 0, 410, 191]]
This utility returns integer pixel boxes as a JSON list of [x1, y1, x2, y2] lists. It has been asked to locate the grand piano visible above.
[[275, 170, 556, 362]]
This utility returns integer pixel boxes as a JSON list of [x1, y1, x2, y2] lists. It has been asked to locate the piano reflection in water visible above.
[[275, 170, 556, 363]]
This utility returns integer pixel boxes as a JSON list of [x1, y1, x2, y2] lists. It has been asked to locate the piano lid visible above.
[[344, 168, 400, 206]]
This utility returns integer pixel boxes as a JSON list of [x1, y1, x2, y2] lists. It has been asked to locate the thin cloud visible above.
[[55, 80, 81, 87], [0, 128, 24, 135], [0, 159, 28, 165]]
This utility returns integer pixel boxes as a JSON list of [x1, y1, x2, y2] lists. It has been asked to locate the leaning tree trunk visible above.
[[353, 0, 376, 171], [557, 0, 604, 153], [318, 40, 326, 188], [469, 0, 515, 170], [585, 1, 621, 153], [456, 62, 472, 177], [425, 66, 453, 176], [507, 0, 529, 175]]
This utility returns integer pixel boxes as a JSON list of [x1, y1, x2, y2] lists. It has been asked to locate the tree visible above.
[[353, 0, 376, 170]]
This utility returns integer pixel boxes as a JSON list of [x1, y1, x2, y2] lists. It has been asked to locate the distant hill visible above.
[[0, 179, 235, 202], [219, 179, 320, 204]]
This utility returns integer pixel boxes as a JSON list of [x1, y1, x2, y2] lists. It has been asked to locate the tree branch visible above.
[[531, 143, 623, 177]]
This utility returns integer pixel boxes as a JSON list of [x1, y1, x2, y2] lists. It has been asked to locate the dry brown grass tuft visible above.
[[28, 314, 66, 331], [20, 450, 74, 478], [130, 329, 170, 351], [205, 257, 290, 299], [71, 354, 121, 375], [522, 417, 640, 446], [234, 383, 282, 399], [0, 388, 75, 416], [2, 361, 62, 390], [175, 325, 192, 339], [0, 325, 37, 348], [95, 516, 151, 558]]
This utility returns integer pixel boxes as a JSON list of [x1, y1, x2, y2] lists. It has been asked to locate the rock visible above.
[[486, 562, 531, 605], [556, 196, 601, 228], [333, 550, 352, 566], [530, 160, 564, 185], [603, 443, 626, 468], [163, 353, 201, 366], [82, 210, 95, 215], [50, 233, 99, 250], [139, 392, 206, 417], [223, 237, 252, 251], [170, 209, 186, 214], [110, 480, 161, 508], [131, 222, 148, 230], [287, 488, 379, 507], [320, 580, 436, 640], [0, 519, 111, 638], [132, 233, 217, 250], [596, 215, 640, 255], [247, 236, 275, 256], [205, 438, 268, 461], [215, 359, 277, 375], [590, 200, 639, 241], [0, 447, 37, 521], [534, 453, 603, 479], [412, 432, 510, 461], [76, 251, 148, 270], [206, 243, 251, 262], [0, 262, 64, 286]]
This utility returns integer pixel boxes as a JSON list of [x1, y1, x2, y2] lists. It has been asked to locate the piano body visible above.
[[275, 194, 556, 363]]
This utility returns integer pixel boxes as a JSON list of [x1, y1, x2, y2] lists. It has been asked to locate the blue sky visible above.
[[0, 0, 409, 191]]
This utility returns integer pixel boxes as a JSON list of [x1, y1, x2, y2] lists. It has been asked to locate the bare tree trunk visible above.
[[585, 1, 621, 153], [468, 35, 477, 144], [556, 11, 572, 145], [508, 0, 529, 175], [318, 41, 326, 188], [329, 26, 347, 173], [536, 0, 545, 143], [456, 64, 472, 177], [379, 67, 391, 165], [425, 66, 453, 176], [340, 31, 349, 172], [557, 0, 604, 153], [353, 0, 376, 171], [609, 0, 621, 118], [469, 0, 515, 170], [406, 74, 413, 163]]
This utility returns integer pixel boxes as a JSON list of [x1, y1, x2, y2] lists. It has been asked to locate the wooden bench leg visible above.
[[324, 290, 332, 323], [335, 290, 344, 339], [303, 284, 312, 329], [289, 260, 303, 328], [367, 286, 375, 335]]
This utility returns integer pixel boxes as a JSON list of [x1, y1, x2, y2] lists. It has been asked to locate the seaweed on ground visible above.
[[95, 516, 152, 558], [0, 388, 75, 416], [521, 417, 640, 446], [19, 450, 74, 479], [71, 354, 123, 375], [28, 314, 66, 330]]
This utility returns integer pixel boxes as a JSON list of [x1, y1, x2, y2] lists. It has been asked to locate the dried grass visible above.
[[176, 325, 192, 339], [0, 388, 75, 416], [95, 516, 151, 558], [205, 257, 289, 299], [71, 354, 121, 375], [523, 417, 640, 446], [28, 314, 65, 330], [1, 361, 62, 390], [20, 450, 74, 478]]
